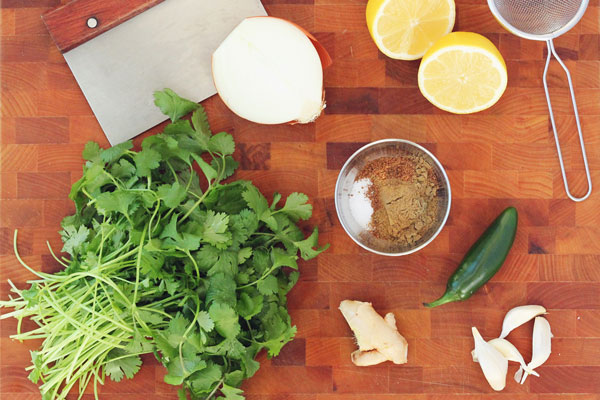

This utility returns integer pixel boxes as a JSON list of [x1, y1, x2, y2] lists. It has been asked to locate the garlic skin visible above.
[[519, 316, 553, 384], [472, 327, 508, 391], [499, 305, 547, 339]]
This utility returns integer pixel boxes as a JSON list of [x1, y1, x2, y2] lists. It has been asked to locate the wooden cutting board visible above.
[[1, 0, 600, 399]]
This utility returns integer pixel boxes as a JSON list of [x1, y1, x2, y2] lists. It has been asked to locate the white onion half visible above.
[[212, 17, 328, 124]]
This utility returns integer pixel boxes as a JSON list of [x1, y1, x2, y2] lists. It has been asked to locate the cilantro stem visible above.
[[236, 264, 278, 290], [178, 298, 201, 376], [205, 378, 225, 400], [184, 249, 200, 281], [180, 184, 212, 222], [46, 241, 69, 268], [131, 224, 148, 327], [166, 161, 179, 182]]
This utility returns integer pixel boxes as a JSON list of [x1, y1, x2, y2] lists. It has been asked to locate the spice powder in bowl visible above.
[[349, 154, 441, 249]]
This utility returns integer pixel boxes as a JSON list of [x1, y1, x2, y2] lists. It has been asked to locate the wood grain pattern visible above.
[[2, 0, 600, 399], [42, 0, 164, 52]]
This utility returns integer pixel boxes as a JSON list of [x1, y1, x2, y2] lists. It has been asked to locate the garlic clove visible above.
[[488, 338, 524, 363], [488, 338, 540, 378], [520, 316, 553, 384], [472, 327, 508, 391], [499, 305, 547, 339], [472, 338, 540, 379], [529, 316, 553, 369]]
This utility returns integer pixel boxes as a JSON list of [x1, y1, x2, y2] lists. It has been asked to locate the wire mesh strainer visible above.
[[488, 0, 592, 201]]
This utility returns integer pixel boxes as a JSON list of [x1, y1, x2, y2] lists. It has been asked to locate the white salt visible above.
[[349, 178, 373, 230]]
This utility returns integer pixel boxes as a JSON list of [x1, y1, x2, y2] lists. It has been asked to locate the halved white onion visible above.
[[212, 17, 329, 124]]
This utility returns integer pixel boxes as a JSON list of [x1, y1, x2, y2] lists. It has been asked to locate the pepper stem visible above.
[[423, 291, 460, 308]]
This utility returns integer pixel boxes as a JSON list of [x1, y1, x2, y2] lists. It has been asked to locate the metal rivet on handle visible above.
[[87, 17, 98, 29]]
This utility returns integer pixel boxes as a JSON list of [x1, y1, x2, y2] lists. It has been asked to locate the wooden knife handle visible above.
[[42, 0, 165, 53]]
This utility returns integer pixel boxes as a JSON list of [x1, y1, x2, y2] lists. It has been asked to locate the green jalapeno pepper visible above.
[[424, 206, 518, 308]]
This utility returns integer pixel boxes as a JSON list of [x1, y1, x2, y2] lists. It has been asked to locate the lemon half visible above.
[[366, 0, 455, 60], [418, 32, 508, 114]]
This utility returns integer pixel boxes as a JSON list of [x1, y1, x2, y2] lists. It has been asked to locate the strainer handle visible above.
[[543, 40, 592, 202]]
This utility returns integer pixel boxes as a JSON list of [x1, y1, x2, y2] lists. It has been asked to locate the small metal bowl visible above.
[[334, 139, 451, 256]]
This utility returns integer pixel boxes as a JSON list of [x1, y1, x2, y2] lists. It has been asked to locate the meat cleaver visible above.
[[43, 0, 267, 145]]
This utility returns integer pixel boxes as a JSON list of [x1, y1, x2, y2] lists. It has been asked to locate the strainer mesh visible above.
[[492, 0, 584, 36]]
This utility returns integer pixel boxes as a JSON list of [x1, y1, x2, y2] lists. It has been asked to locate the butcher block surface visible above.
[[2, 0, 600, 399]]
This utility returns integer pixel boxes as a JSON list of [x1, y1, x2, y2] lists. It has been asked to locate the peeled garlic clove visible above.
[[487, 338, 523, 363], [499, 305, 546, 339], [488, 338, 540, 378], [517, 316, 553, 384], [472, 327, 508, 391], [530, 316, 553, 369], [471, 338, 540, 378]]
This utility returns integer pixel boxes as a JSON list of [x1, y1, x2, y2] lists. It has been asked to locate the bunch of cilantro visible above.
[[0, 89, 328, 400]]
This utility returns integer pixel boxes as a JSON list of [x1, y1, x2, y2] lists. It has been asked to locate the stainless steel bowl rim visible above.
[[334, 139, 452, 256]]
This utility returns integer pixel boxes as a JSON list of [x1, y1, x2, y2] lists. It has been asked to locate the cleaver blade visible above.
[[43, 0, 266, 145]]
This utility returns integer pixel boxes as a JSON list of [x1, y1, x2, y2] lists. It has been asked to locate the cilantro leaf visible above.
[[211, 155, 238, 180], [201, 210, 231, 249], [196, 311, 214, 332], [263, 324, 297, 358], [60, 225, 89, 256], [237, 292, 263, 320], [82, 142, 101, 162], [270, 192, 282, 209], [100, 141, 133, 164], [293, 227, 330, 260], [196, 245, 220, 272], [166, 313, 189, 348], [189, 362, 222, 393], [242, 185, 268, 218], [105, 349, 142, 382], [157, 182, 187, 209], [208, 303, 240, 339], [206, 273, 237, 307], [154, 89, 199, 122], [134, 148, 161, 177], [204, 181, 251, 215], [207, 251, 237, 276], [191, 107, 211, 137], [224, 370, 244, 387], [237, 247, 252, 264], [220, 384, 244, 400], [192, 154, 218, 182], [95, 190, 137, 217], [257, 275, 279, 296], [272, 247, 298, 270], [110, 159, 136, 179], [209, 132, 235, 156], [279, 192, 312, 221]]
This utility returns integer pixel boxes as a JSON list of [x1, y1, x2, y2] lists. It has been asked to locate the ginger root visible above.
[[339, 300, 408, 366]]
